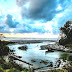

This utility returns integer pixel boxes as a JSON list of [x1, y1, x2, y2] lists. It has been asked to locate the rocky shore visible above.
[[40, 43, 72, 53]]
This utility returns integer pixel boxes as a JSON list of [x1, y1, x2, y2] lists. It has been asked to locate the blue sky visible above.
[[0, 0, 72, 36]]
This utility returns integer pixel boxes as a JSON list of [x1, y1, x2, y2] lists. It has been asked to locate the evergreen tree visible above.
[[59, 21, 72, 45]]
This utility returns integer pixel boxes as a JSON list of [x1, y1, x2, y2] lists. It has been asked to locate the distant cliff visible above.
[[0, 34, 5, 38]]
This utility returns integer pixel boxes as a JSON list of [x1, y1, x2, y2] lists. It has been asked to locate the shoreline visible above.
[[40, 42, 72, 53], [0, 40, 72, 71], [8, 39, 57, 44]]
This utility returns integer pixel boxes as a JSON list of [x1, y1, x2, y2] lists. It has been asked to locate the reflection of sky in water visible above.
[[8, 42, 70, 69]]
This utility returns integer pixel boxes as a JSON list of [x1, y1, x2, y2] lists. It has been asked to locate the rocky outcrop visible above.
[[18, 45, 28, 50], [40, 44, 72, 53]]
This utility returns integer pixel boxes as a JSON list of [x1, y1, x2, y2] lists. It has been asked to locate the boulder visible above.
[[18, 45, 28, 50]]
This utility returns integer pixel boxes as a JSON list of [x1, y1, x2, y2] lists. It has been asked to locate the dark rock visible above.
[[17, 56, 22, 58], [10, 50, 15, 52], [49, 62, 53, 67], [45, 50, 54, 53], [40, 60, 48, 65], [31, 59, 36, 62], [13, 55, 22, 58], [18, 45, 28, 50], [69, 50, 72, 53]]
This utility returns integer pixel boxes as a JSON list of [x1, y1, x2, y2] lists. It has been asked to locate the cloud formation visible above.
[[0, 0, 72, 34], [16, 0, 72, 21], [0, 24, 10, 33], [5, 14, 19, 28], [16, 0, 28, 7], [19, 0, 58, 21]]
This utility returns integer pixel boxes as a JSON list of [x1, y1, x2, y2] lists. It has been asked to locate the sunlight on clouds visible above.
[[0, 0, 72, 35], [53, 21, 57, 26], [56, 13, 63, 17], [8, 8, 19, 13], [24, 2, 30, 9], [18, 15, 22, 20], [10, 28, 15, 32], [3, 33, 59, 38], [12, 17, 15, 20], [44, 21, 53, 33], [56, 4, 62, 11], [34, 22, 44, 26], [5, 14, 7, 20], [4, 28, 7, 31]]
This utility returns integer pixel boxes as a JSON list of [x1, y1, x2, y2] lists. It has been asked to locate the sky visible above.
[[0, 0, 72, 38]]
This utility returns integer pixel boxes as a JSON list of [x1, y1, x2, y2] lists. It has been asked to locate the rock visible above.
[[18, 45, 28, 50], [45, 50, 54, 53], [31, 59, 36, 62], [9, 56, 18, 60], [49, 62, 53, 67], [40, 60, 48, 65], [69, 50, 72, 53], [13, 55, 22, 58], [10, 50, 15, 52], [40, 43, 71, 53], [17, 56, 22, 58]]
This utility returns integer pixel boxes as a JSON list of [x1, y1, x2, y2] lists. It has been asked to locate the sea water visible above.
[[4, 37, 72, 69]]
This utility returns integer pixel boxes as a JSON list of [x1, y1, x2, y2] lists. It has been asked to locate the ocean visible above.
[[1, 37, 71, 70]]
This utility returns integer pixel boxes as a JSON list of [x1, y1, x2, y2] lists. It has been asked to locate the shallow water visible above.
[[8, 41, 72, 69]]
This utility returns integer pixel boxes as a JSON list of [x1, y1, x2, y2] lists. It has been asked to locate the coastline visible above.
[[8, 39, 72, 71], [8, 39, 57, 44], [40, 42, 72, 53], [0, 39, 72, 72]]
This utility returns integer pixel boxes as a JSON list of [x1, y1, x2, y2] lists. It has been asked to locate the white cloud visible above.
[[44, 21, 53, 33], [9, 28, 15, 32], [56, 4, 62, 11], [8, 8, 20, 13], [0, 0, 72, 35], [18, 15, 22, 20], [56, 13, 63, 17], [24, 2, 30, 9]]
